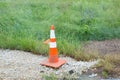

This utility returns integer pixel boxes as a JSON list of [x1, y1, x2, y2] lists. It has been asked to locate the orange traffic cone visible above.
[[40, 25, 66, 68]]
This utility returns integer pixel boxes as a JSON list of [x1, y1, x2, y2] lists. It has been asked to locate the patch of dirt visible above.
[[83, 39, 120, 78], [83, 39, 120, 54]]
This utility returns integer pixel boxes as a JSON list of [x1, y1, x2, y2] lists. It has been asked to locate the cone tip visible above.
[[51, 25, 54, 30]]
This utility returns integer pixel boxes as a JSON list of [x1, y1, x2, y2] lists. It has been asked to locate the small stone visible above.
[[89, 73, 97, 78], [66, 63, 69, 65], [55, 72, 59, 75], [82, 69, 87, 73], [69, 70, 74, 74], [40, 70, 44, 73]]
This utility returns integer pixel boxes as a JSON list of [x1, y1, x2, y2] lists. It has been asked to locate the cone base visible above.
[[40, 58, 66, 68]]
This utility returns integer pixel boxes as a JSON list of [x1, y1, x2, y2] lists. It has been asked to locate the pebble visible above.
[[40, 71, 44, 73], [0, 49, 99, 79], [69, 70, 74, 74], [89, 73, 98, 78]]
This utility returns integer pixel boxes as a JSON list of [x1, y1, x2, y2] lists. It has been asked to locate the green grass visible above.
[[0, 0, 120, 60]]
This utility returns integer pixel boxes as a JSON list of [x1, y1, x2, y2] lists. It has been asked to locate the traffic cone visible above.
[[40, 25, 66, 68]]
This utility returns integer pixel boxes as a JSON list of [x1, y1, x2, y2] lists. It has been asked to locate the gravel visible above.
[[0, 49, 99, 80]]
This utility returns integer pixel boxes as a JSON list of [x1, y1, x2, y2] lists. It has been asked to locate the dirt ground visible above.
[[83, 39, 120, 78], [83, 39, 120, 54]]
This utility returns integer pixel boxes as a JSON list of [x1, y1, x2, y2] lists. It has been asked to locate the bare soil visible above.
[[83, 39, 120, 54], [83, 39, 120, 78]]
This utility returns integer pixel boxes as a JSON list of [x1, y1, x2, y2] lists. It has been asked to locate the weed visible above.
[[95, 54, 120, 77], [102, 71, 108, 78], [42, 74, 57, 80]]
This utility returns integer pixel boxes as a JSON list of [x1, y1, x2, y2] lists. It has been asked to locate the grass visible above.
[[0, 0, 120, 60], [42, 74, 57, 80], [41, 72, 79, 80], [95, 53, 120, 78]]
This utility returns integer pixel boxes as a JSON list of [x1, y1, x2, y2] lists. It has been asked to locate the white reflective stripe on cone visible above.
[[50, 42, 57, 48], [50, 30, 55, 38]]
